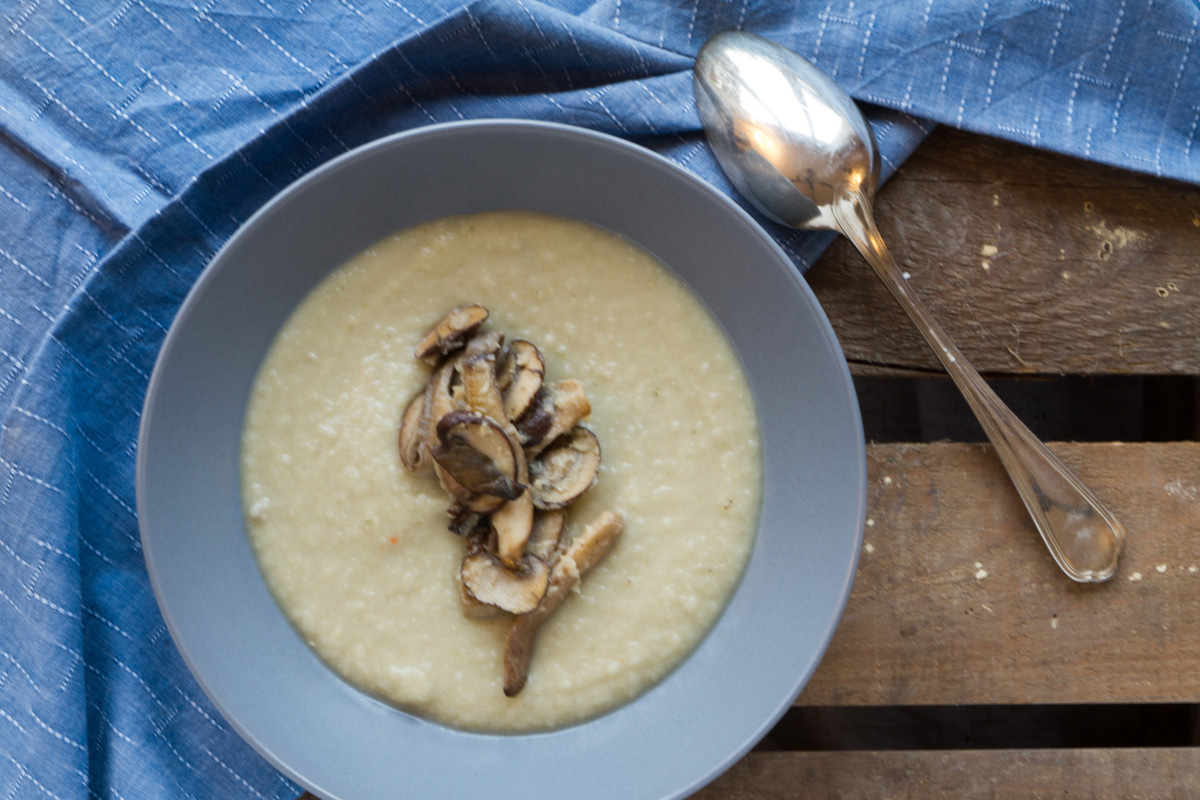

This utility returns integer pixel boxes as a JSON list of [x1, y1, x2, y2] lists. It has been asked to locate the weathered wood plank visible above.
[[693, 749, 1200, 799], [807, 127, 1200, 376], [799, 441, 1200, 706]]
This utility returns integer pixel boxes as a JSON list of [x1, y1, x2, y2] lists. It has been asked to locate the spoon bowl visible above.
[[695, 33, 877, 231], [695, 31, 1126, 582]]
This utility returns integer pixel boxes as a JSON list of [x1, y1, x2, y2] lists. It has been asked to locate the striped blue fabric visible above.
[[1, 1, 1198, 797]]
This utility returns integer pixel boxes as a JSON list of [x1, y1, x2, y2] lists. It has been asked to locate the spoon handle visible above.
[[832, 185, 1125, 582]]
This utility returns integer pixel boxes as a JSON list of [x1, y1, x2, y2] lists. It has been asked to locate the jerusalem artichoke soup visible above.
[[240, 210, 762, 732]]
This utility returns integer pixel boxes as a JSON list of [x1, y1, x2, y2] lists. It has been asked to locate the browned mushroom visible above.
[[460, 337, 506, 421], [447, 503, 489, 538], [463, 329, 505, 360], [491, 490, 534, 568], [457, 527, 503, 618], [401, 305, 618, 685], [497, 340, 545, 422], [413, 305, 489, 363], [514, 388, 555, 446], [423, 360, 499, 511], [460, 579, 505, 619], [525, 508, 566, 563], [460, 550, 550, 615], [503, 510, 624, 696], [455, 337, 538, 567], [523, 379, 592, 456], [529, 427, 601, 510], [431, 411, 523, 501], [397, 390, 429, 472], [423, 359, 462, 450], [436, 466, 507, 515]]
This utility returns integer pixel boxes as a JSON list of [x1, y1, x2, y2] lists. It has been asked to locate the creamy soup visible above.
[[240, 211, 761, 732]]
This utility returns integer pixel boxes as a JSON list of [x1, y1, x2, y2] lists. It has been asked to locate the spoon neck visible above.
[[830, 183, 969, 376], [830, 184, 887, 264]]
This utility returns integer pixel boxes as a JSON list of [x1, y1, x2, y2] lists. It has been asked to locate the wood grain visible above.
[[807, 127, 1200, 376], [693, 749, 1200, 799], [799, 441, 1200, 706]]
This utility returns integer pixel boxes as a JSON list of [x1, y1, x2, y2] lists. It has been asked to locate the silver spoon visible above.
[[694, 30, 1125, 582]]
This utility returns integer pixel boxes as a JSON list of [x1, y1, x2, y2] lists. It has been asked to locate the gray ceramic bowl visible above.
[[137, 120, 865, 800]]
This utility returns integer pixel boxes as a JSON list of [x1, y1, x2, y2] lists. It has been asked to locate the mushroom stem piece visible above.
[[503, 510, 624, 697]]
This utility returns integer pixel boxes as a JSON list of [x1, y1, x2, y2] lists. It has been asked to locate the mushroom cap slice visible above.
[[529, 427, 601, 510], [397, 389, 429, 472], [498, 340, 545, 422], [424, 359, 463, 452], [514, 388, 555, 447], [460, 550, 550, 615], [431, 411, 524, 501], [436, 464, 507, 515], [456, 345, 537, 567], [460, 580, 505, 619], [460, 333, 507, 422], [413, 305, 489, 363], [447, 504, 490, 538], [525, 379, 592, 457]]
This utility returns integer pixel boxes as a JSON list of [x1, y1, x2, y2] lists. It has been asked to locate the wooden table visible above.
[[695, 127, 1200, 798], [300, 128, 1199, 798]]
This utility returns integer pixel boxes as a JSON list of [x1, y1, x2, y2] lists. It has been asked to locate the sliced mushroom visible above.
[[498, 340, 545, 422], [503, 510, 624, 696], [460, 580, 505, 619], [521, 379, 592, 456], [525, 508, 566, 563], [413, 305, 489, 363], [461, 339, 506, 422], [431, 411, 523, 500], [529, 427, 601, 510], [436, 466, 507, 515], [397, 390, 429, 472], [460, 550, 550, 615], [463, 330, 505, 360], [447, 504, 489, 538], [424, 361, 496, 510], [492, 490, 535, 569], [455, 339, 538, 567], [423, 359, 461, 451], [458, 528, 504, 618], [514, 388, 555, 446]]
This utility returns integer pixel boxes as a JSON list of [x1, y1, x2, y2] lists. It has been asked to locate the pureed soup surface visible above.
[[240, 211, 762, 732]]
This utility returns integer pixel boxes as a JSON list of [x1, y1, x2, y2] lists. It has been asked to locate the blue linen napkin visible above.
[[2, 1, 1198, 797]]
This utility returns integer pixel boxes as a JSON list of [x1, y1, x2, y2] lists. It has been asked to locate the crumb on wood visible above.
[[1165, 480, 1198, 500]]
